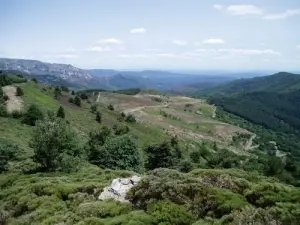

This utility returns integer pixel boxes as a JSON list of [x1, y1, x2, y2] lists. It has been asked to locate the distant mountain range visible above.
[[0, 58, 235, 90]]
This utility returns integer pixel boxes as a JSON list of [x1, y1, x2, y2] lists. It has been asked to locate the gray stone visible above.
[[98, 175, 141, 202]]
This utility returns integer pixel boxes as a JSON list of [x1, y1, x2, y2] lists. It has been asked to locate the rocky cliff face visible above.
[[0, 58, 92, 80]]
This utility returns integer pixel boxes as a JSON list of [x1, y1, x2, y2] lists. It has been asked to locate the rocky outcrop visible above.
[[98, 175, 141, 203]]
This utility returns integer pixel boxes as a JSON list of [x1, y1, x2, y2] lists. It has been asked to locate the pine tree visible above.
[[96, 111, 102, 123], [57, 106, 65, 119]]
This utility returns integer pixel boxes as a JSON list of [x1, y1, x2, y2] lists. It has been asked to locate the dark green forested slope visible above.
[[204, 72, 300, 96], [210, 90, 300, 134]]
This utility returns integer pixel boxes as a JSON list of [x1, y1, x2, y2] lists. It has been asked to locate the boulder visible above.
[[98, 175, 141, 202]]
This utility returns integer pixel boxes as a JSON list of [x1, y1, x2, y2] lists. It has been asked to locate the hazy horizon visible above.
[[1, 0, 300, 70]]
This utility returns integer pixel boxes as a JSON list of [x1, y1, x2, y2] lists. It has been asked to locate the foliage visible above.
[[60, 85, 69, 92], [31, 77, 38, 83], [96, 111, 102, 123], [125, 114, 136, 123], [16, 87, 24, 96], [145, 140, 181, 170], [86, 126, 112, 164], [74, 96, 81, 107], [30, 116, 81, 171], [0, 139, 20, 172], [57, 106, 65, 119], [54, 86, 62, 99], [90, 104, 97, 113], [22, 104, 44, 126], [108, 104, 114, 111], [93, 135, 143, 172], [113, 123, 130, 135], [150, 200, 196, 225]]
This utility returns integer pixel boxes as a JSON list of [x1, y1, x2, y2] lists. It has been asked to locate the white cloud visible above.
[[215, 4, 300, 20], [97, 38, 122, 45], [297, 45, 300, 50], [172, 40, 188, 46], [130, 28, 147, 34], [195, 48, 280, 56], [263, 9, 300, 20], [213, 4, 223, 10], [203, 38, 225, 44], [85, 46, 111, 52], [226, 5, 263, 16], [118, 54, 151, 58]]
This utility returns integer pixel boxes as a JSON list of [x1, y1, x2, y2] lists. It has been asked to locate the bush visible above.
[[57, 106, 65, 119], [113, 123, 130, 135], [94, 135, 143, 172], [145, 140, 181, 170], [31, 78, 38, 83], [86, 126, 111, 164], [22, 104, 44, 126], [0, 140, 20, 172], [74, 96, 81, 107], [150, 200, 195, 225], [30, 116, 81, 171], [11, 110, 23, 118], [125, 114, 136, 123], [54, 86, 62, 99], [96, 112, 102, 123], [16, 87, 24, 96], [108, 104, 114, 111], [68, 97, 74, 103], [61, 86, 69, 92], [90, 105, 97, 113]]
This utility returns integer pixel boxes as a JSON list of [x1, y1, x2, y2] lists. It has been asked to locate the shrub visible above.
[[96, 112, 102, 123], [108, 104, 114, 111], [11, 110, 23, 118], [145, 140, 181, 170], [16, 87, 24, 96], [71, 90, 75, 95], [94, 135, 143, 172], [31, 78, 38, 83], [57, 106, 65, 119], [150, 200, 195, 225], [113, 123, 130, 135], [0, 140, 20, 172], [22, 104, 44, 126], [61, 86, 69, 92], [54, 86, 62, 99], [68, 97, 74, 103], [125, 114, 136, 123], [90, 105, 97, 113], [3, 95, 9, 101], [74, 96, 81, 107], [30, 116, 81, 171], [86, 126, 111, 164]]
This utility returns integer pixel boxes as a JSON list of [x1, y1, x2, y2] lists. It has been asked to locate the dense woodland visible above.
[[1, 71, 300, 224]]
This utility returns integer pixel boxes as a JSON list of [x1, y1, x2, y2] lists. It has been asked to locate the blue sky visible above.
[[0, 0, 300, 70]]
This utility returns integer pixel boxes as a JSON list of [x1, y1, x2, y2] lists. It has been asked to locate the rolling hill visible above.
[[1, 72, 300, 224], [203, 72, 300, 96]]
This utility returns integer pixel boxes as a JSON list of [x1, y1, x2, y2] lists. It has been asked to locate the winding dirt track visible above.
[[2, 86, 23, 113]]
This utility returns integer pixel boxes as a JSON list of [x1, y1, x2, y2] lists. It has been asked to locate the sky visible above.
[[0, 0, 300, 70]]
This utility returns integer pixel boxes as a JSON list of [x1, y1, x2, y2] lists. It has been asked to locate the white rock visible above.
[[98, 175, 141, 202]]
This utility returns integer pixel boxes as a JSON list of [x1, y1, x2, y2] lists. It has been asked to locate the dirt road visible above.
[[2, 86, 23, 113]]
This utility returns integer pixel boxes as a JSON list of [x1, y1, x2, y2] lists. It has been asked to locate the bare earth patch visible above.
[[2, 86, 23, 113]]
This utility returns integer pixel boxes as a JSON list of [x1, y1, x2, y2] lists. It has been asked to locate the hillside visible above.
[[202, 72, 300, 96], [205, 72, 300, 171], [1, 73, 300, 224]]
